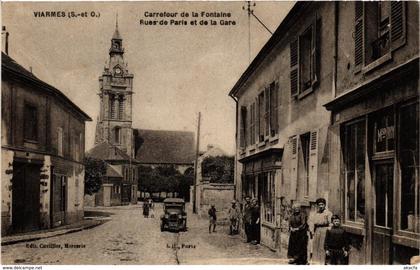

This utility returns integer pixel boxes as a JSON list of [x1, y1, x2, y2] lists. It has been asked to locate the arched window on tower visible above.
[[114, 127, 121, 144], [118, 96, 124, 120], [110, 95, 116, 119]]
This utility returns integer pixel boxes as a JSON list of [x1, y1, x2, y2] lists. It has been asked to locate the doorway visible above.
[[12, 162, 41, 233], [372, 160, 394, 264], [51, 174, 67, 227]]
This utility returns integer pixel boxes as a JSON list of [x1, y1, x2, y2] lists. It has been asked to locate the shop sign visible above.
[[377, 125, 394, 142]]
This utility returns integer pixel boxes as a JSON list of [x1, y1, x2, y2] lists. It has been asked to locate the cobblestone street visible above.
[[1, 204, 286, 265]]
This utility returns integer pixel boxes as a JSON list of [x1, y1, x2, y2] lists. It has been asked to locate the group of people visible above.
[[242, 197, 260, 245], [208, 198, 257, 240], [208, 200, 241, 234], [207, 196, 349, 265], [208, 198, 260, 245], [287, 198, 350, 265], [142, 198, 155, 218]]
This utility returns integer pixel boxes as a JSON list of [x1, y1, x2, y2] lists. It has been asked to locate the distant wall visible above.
[[197, 182, 235, 221]]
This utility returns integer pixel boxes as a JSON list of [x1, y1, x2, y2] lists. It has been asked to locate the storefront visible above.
[[239, 148, 282, 250], [326, 61, 419, 264]]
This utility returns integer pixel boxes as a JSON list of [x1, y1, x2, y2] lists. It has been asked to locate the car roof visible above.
[[163, 198, 185, 204]]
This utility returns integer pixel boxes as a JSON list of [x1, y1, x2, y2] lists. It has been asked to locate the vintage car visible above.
[[160, 198, 187, 232]]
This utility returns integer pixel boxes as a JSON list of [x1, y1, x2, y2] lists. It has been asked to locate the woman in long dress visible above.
[[143, 198, 149, 218], [307, 198, 333, 264], [287, 203, 308, 265]]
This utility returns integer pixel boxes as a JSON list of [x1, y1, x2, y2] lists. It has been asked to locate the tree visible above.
[[201, 155, 234, 183], [84, 157, 107, 195], [137, 165, 194, 201]]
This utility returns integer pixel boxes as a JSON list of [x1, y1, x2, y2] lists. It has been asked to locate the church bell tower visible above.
[[95, 17, 134, 158]]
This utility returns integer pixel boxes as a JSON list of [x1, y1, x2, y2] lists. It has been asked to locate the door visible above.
[[372, 161, 394, 264], [12, 162, 41, 233], [51, 174, 66, 227]]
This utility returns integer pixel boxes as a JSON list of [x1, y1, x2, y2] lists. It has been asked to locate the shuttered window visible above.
[[239, 106, 247, 148], [290, 16, 320, 98], [289, 136, 298, 199], [264, 87, 270, 137], [250, 103, 256, 145], [258, 92, 265, 142], [390, 1, 406, 50], [269, 82, 279, 136], [290, 39, 299, 98], [355, 2, 406, 69], [354, 2, 364, 69], [308, 130, 319, 201]]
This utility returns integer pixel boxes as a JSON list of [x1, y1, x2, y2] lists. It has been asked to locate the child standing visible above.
[[324, 215, 350, 265]]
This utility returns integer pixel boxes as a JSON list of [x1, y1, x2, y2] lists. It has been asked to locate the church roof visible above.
[[112, 27, 122, 40], [134, 129, 195, 165], [86, 141, 131, 162]]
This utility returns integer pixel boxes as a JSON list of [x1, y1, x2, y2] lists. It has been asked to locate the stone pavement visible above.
[[1, 203, 288, 265]]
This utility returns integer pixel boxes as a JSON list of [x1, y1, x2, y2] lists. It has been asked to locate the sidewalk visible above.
[[2, 218, 106, 246]]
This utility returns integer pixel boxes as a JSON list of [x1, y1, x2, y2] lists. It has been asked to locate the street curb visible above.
[[1, 220, 106, 246]]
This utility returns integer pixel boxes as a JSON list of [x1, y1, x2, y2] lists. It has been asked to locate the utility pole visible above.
[[193, 112, 201, 214], [243, 1, 273, 63]]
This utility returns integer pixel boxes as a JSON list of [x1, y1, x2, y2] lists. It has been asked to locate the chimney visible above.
[[2, 26, 9, 55]]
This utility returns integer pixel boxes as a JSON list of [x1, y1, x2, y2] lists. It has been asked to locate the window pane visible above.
[[344, 120, 366, 223], [356, 122, 366, 222], [399, 103, 419, 232], [375, 164, 387, 226], [24, 105, 38, 141], [300, 27, 312, 90], [347, 126, 356, 171], [347, 171, 356, 221], [376, 115, 387, 152], [375, 163, 393, 228]]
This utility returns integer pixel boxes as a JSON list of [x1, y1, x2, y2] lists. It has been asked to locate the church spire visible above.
[[110, 14, 124, 56], [112, 13, 122, 40]]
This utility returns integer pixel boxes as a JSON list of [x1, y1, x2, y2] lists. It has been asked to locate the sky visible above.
[[2, 1, 294, 154]]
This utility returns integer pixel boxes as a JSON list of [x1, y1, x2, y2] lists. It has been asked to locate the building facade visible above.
[[325, 2, 419, 264], [230, 1, 419, 264], [86, 141, 138, 206], [1, 52, 91, 234]]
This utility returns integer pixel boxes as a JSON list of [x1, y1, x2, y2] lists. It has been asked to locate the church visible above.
[[86, 20, 195, 206]]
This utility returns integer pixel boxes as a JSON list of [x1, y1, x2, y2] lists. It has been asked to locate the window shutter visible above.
[[290, 39, 299, 98], [308, 130, 319, 201], [390, 1, 406, 50], [247, 104, 252, 146], [255, 97, 259, 143], [311, 16, 320, 87], [239, 106, 246, 148], [354, 2, 364, 68], [269, 83, 275, 136], [265, 87, 270, 137], [289, 136, 298, 199], [273, 82, 279, 135], [258, 93, 265, 142]]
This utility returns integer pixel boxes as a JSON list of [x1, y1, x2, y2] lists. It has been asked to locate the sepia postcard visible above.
[[1, 1, 419, 268]]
